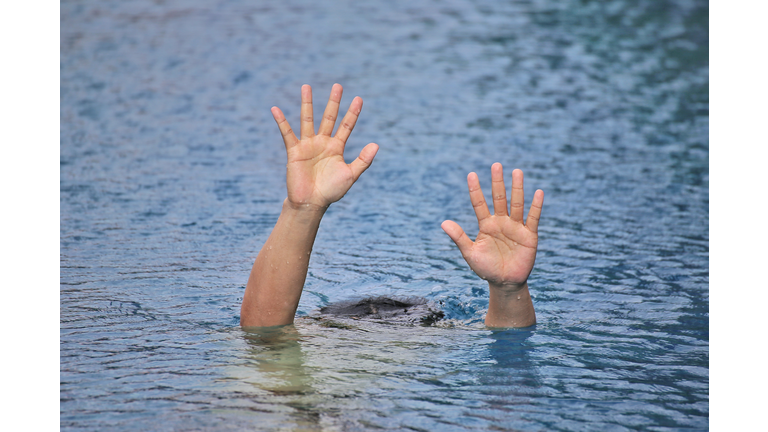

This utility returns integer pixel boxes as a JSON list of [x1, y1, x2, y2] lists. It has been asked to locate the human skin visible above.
[[240, 84, 543, 329], [441, 164, 544, 328], [240, 84, 379, 327]]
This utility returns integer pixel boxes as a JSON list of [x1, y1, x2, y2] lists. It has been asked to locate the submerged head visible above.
[[318, 296, 444, 326]]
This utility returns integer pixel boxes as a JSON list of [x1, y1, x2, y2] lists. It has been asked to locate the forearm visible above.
[[485, 282, 536, 328], [240, 200, 326, 327]]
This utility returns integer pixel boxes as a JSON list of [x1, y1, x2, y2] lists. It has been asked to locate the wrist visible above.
[[281, 199, 328, 225], [283, 198, 329, 214], [486, 282, 535, 328], [488, 280, 529, 295]]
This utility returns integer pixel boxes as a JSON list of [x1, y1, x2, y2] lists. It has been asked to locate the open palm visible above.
[[272, 84, 379, 209], [442, 164, 544, 291]]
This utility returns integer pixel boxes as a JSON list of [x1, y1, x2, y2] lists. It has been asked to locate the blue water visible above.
[[61, 0, 708, 430]]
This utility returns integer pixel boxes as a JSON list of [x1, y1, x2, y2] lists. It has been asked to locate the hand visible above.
[[271, 84, 379, 209], [441, 163, 544, 292]]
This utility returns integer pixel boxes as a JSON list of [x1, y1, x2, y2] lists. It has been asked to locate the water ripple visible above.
[[62, 0, 707, 430]]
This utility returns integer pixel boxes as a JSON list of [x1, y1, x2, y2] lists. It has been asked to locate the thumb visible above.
[[441, 220, 473, 257], [349, 143, 379, 181]]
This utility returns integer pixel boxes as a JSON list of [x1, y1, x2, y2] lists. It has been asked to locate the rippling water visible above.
[[61, 0, 708, 430]]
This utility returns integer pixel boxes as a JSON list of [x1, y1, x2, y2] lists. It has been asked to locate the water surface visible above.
[[61, 0, 708, 430]]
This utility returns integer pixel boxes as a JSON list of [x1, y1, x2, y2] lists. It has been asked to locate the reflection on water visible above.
[[229, 320, 534, 431], [474, 330, 540, 428], [237, 326, 325, 430], [486, 329, 537, 374], [242, 327, 313, 396], [61, 0, 707, 430]]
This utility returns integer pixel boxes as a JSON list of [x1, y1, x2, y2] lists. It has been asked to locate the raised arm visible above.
[[240, 84, 379, 327], [441, 163, 544, 328]]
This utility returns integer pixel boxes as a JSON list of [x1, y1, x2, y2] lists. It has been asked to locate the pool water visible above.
[[60, 0, 708, 430]]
